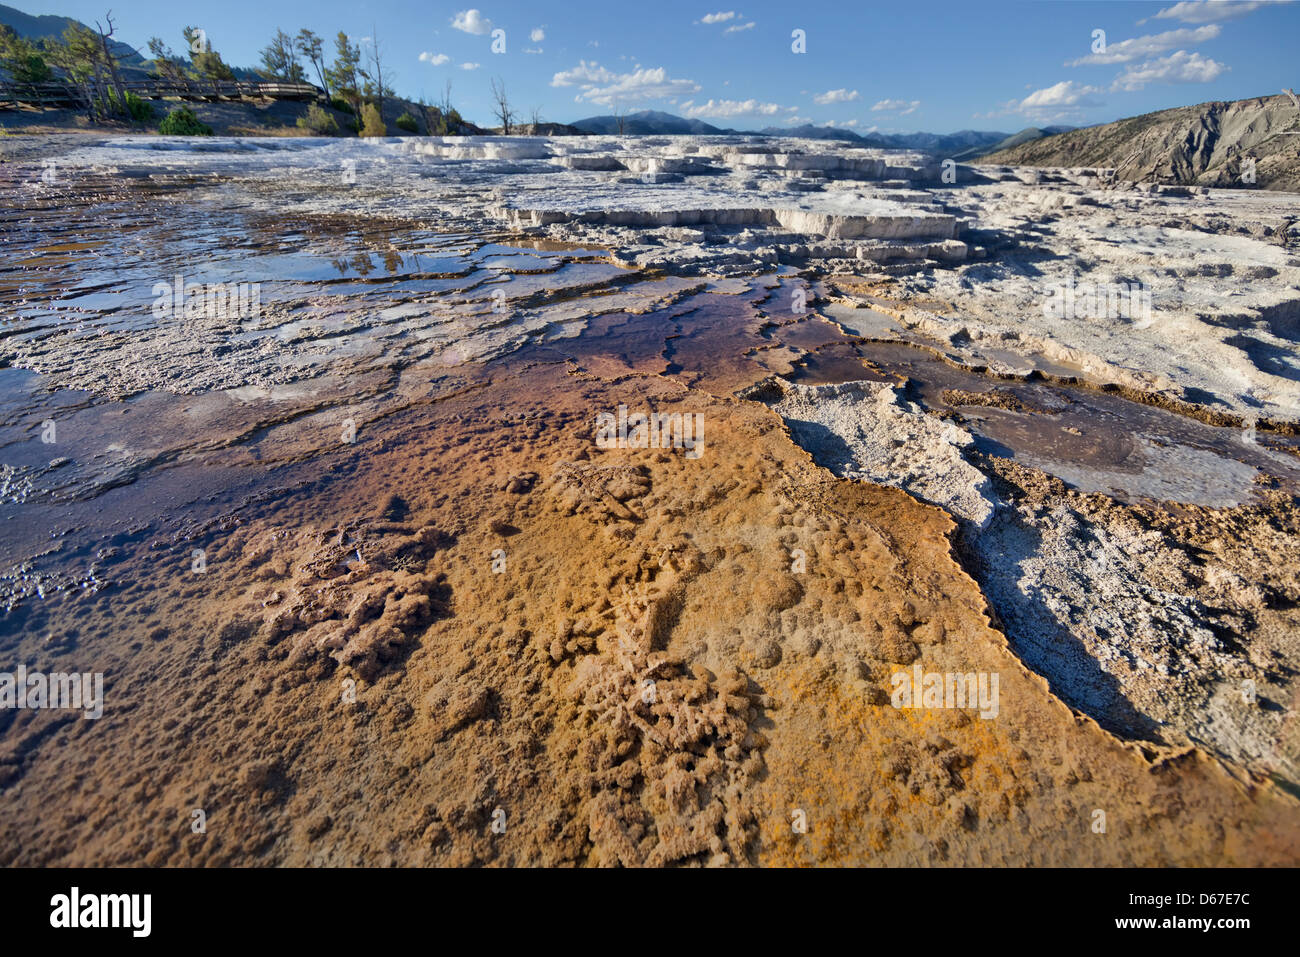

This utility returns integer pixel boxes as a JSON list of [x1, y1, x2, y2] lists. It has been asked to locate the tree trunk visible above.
[[89, 64, 107, 119], [371, 25, 384, 119], [97, 27, 128, 115]]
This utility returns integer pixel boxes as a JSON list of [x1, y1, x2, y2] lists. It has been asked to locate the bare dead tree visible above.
[[94, 12, 128, 115], [364, 23, 391, 118], [613, 105, 626, 135], [416, 96, 438, 135], [529, 105, 543, 134], [490, 76, 513, 134]]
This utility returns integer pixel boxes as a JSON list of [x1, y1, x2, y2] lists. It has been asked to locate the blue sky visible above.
[[24, 0, 1300, 132]]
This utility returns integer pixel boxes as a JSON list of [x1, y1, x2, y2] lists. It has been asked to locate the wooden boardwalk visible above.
[[0, 79, 325, 109]]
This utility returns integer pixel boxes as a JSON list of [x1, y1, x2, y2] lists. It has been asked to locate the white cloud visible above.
[[419, 52, 451, 65], [991, 80, 1105, 123], [530, 27, 545, 43], [681, 98, 783, 118], [1110, 50, 1228, 90], [1066, 24, 1221, 65], [552, 60, 618, 86], [1151, 0, 1281, 23], [871, 98, 920, 115], [451, 9, 493, 35], [785, 115, 810, 125], [552, 60, 699, 106], [460, 61, 481, 70], [813, 88, 859, 105], [825, 119, 859, 127], [699, 11, 738, 24], [725, 21, 756, 33], [1021, 80, 1104, 108], [523, 47, 544, 54]]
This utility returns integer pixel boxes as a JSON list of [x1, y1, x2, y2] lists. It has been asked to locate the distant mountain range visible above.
[[571, 109, 1074, 157], [983, 94, 1300, 191], [569, 110, 743, 136]]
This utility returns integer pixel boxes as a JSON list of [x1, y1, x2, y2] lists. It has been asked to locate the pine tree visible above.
[[295, 29, 328, 96], [325, 31, 362, 124], [147, 37, 191, 91], [183, 26, 234, 93], [0, 25, 53, 90], [259, 29, 304, 82], [48, 23, 107, 118]]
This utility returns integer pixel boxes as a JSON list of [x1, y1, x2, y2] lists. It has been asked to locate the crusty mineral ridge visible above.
[[750, 377, 997, 529]]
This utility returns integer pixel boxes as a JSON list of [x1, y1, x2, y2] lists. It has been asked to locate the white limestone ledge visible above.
[[491, 188, 958, 241]]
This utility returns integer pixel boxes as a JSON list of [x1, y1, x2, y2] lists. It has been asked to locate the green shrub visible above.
[[297, 102, 339, 136], [158, 107, 213, 136], [359, 102, 386, 137], [123, 91, 154, 123], [394, 111, 419, 133], [330, 96, 354, 114]]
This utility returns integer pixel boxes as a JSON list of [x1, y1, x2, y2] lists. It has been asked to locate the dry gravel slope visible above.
[[983, 94, 1300, 191]]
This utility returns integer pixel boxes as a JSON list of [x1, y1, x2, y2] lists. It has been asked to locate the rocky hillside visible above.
[[982, 94, 1300, 191]]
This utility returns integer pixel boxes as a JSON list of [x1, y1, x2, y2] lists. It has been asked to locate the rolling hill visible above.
[[982, 94, 1300, 191]]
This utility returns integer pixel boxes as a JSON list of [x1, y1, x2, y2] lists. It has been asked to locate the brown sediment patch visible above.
[[2, 351, 1298, 866], [941, 387, 1068, 416]]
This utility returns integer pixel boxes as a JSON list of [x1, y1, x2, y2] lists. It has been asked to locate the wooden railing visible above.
[[0, 78, 326, 109], [0, 82, 81, 107]]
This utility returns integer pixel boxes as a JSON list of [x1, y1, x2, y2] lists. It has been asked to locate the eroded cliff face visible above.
[[983, 93, 1300, 191], [1, 135, 1298, 866]]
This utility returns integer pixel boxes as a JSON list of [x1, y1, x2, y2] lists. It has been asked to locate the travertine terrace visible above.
[[1, 133, 1298, 865]]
